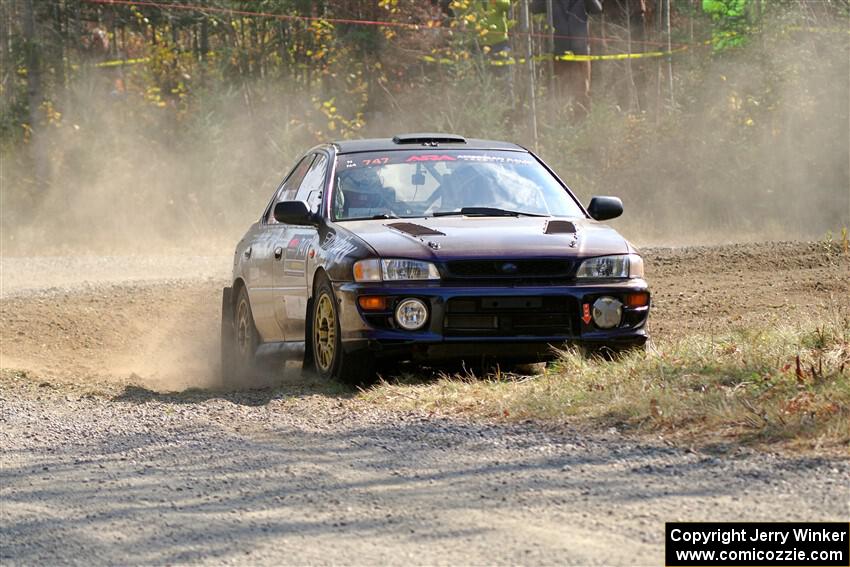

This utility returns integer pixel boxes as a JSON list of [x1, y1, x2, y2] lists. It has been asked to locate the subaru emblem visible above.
[[501, 262, 518, 274]]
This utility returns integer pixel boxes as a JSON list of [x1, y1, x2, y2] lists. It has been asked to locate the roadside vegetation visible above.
[[362, 313, 850, 451]]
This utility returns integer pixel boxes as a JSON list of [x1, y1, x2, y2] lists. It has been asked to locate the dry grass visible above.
[[361, 313, 850, 451]]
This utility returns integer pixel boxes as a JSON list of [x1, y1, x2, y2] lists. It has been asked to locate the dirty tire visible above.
[[221, 285, 262, 387], [312, 276, 375, 386]]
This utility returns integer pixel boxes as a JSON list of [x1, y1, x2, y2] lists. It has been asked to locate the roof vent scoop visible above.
[[392, 133, 467, 146]]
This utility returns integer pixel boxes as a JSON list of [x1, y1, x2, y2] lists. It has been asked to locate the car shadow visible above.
[[111, 366, 355, 406], [110, 359, 542, 407]]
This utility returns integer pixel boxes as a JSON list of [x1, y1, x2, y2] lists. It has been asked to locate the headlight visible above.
[[576, 254, 644, 279], [353, 259, 382, 282], [353, 259, 440, 282]]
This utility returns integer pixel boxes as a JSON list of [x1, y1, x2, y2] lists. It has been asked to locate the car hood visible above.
[[337, 216, 633, 261]]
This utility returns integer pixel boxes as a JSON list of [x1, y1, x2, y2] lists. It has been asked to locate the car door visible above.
[[249, 155, 314, 342], [273, 152, 328, 340]]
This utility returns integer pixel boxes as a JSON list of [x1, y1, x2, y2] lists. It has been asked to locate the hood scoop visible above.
[[544, 220, 577, 234], [387, 222, 445, 237]]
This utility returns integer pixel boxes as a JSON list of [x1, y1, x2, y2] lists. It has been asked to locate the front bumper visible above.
[[332, 280, 650, 362]]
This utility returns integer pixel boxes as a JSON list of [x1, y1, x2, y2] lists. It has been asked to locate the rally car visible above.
[[221, 133, 650, 384]]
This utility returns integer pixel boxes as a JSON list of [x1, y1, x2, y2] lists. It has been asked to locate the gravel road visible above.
[[1, 242, 848, 565]]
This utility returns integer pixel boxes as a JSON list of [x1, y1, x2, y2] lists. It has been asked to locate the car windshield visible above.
[[332, 150, 584, 221]]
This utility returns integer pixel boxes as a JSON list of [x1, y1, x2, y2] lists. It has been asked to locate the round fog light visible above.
[[395, 298, 428, 331], [592, 296, 623, 329]]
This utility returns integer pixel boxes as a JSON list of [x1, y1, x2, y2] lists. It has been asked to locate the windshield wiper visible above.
[[336, 213, 399, 221], [433, 207, 547, 218]]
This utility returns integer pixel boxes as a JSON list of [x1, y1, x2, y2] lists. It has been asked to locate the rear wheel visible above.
[[221, 285, 262, 386], [312, 276, 375, 385]]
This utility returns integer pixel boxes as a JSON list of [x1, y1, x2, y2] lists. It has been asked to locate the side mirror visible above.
[[274, 201, 317, 225], [587, 196, 623, 221]]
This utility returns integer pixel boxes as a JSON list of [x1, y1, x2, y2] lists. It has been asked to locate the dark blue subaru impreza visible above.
[[222, 133, 649, 384]]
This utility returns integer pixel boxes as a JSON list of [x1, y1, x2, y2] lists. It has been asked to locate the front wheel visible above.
[[312, 277, 375, 385]]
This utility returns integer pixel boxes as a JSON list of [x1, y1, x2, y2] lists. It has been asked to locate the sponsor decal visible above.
[[456, 154, 534, 165], [287, 236, 312, 258], [284, 234, 313, 275], [405, 154, 457, 162], [321, 232, 358, 262]]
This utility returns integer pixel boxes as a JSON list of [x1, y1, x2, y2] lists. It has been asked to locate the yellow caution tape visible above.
[[422, 45, 688, 66], [94, 57, 150, 68], [421, 22, 848, 67], [553, 46, 688, 61], [784, 25, 850, 35]]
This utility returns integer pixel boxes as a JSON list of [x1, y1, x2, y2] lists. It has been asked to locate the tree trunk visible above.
[[200, 17, 209, 58], [23, 0, 50, 193], [0, 0, 12, 107], [23, 0, 41, 127], [199, 0, 209, 85], [519, 0, 538, 151]]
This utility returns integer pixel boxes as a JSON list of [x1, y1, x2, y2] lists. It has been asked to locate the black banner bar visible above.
[[666, 522, 849, 567]]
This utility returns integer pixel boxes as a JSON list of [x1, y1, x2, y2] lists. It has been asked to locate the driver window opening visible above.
[[265, 155, 315, 224]]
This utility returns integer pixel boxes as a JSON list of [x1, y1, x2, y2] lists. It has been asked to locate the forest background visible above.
[[1, 0, 848, 254]]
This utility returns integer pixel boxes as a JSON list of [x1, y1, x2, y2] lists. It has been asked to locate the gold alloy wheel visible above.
[[314, 293, 336, 371]]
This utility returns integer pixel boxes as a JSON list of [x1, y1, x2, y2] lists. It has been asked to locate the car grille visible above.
[[444, 296, 576, 337], [443, 259, 573, 281]]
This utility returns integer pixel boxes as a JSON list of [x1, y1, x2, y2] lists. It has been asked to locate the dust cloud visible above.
[[1, 19, 848, 255]]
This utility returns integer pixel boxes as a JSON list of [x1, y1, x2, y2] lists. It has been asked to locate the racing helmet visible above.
[[336, 167, 391, 214], [440, 163, 495, 210]]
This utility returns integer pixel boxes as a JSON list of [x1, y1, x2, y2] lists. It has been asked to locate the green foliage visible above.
[[703, 0, 750, 49]]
